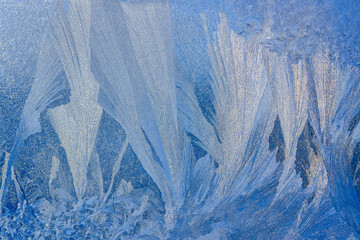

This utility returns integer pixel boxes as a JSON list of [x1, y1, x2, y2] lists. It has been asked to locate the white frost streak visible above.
[[121, 1, 180, 195], [20, 35, 65, 138], [47, 0, 102, 199], [263, 52, 309, 200], [0, 152, 10, 205], [91, 1, 192, 223], [310, 49, 355, 140], [264, 53, 308, 154], [201, 14, 277, 208], [176, 74, 220, 160]]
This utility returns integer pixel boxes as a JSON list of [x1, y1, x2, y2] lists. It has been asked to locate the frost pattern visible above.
[[1, 0, 360, 239]]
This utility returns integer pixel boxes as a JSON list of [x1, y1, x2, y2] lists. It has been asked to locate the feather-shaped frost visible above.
[[46, 0, 103, 199]]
